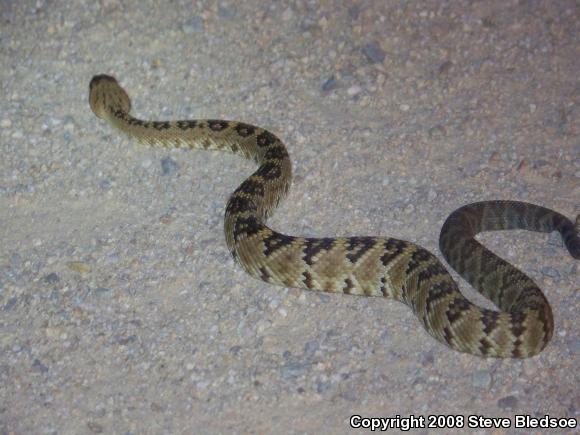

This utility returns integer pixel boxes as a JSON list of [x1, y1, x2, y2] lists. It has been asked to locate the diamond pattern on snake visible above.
[[89, 75, 579, 357]]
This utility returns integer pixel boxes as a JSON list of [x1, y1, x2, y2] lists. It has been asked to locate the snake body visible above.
[[89, 74, 579, 357]]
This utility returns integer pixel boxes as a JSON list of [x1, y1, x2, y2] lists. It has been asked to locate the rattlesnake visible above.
[[89, 74, 579, 358]]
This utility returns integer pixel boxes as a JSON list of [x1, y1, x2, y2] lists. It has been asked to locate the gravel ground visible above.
[[1, 0, 579, 434]]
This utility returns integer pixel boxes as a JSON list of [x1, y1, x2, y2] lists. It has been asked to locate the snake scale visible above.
[[89, 74, 579, 358]]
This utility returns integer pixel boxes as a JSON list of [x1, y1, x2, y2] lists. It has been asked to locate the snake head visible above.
[[89, 74, 131, 119]]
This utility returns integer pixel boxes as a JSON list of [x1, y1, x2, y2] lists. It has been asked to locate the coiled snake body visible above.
[[89, 75, 579, 357]]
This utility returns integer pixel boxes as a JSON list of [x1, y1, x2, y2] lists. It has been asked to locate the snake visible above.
[[89, 74, 579, 358]]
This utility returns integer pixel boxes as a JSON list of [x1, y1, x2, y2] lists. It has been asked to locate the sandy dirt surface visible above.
[[1, 0, 579, 433]]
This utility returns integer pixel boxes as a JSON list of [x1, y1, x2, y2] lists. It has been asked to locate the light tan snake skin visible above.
[[89, 74, 579, 358]]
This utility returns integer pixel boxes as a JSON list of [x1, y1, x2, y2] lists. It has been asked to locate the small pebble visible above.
[[347, 85, 362, 96], [218, 6, 235, 19], [32, 359, 49, 374], [282, 8, 293, 21], [321, 77, 338, 92], [497, 395, 518, 410], [93, 287, 112, 295], [66, 262, 91, 273], [43, 272, 60, 284], [87, 421, 104, 434], [256, 319, 272, 334], [361, 42, 386, 63], [98, 179, 112, 190], [547, 232, 564, 249], [540, 266, 560, 279], [280, 362, 309, 379], [4, 297, 17, 311], [380, 330, 391, 344], [427, 188, 437, 201], [568, 338, 580, 354], [341, 390, 358, 402], [182, 16, 203, 33], [438, 60, 453, 75], [303, 340, 319, 354], [229, 345, 242, 355], [161, 156, 179, 175], [428, 124, 446, 138], [420, 350, 434, 366], [471, 370, 492, 388], [316, 382, 330, 393], [348, 5, 361, 19]]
